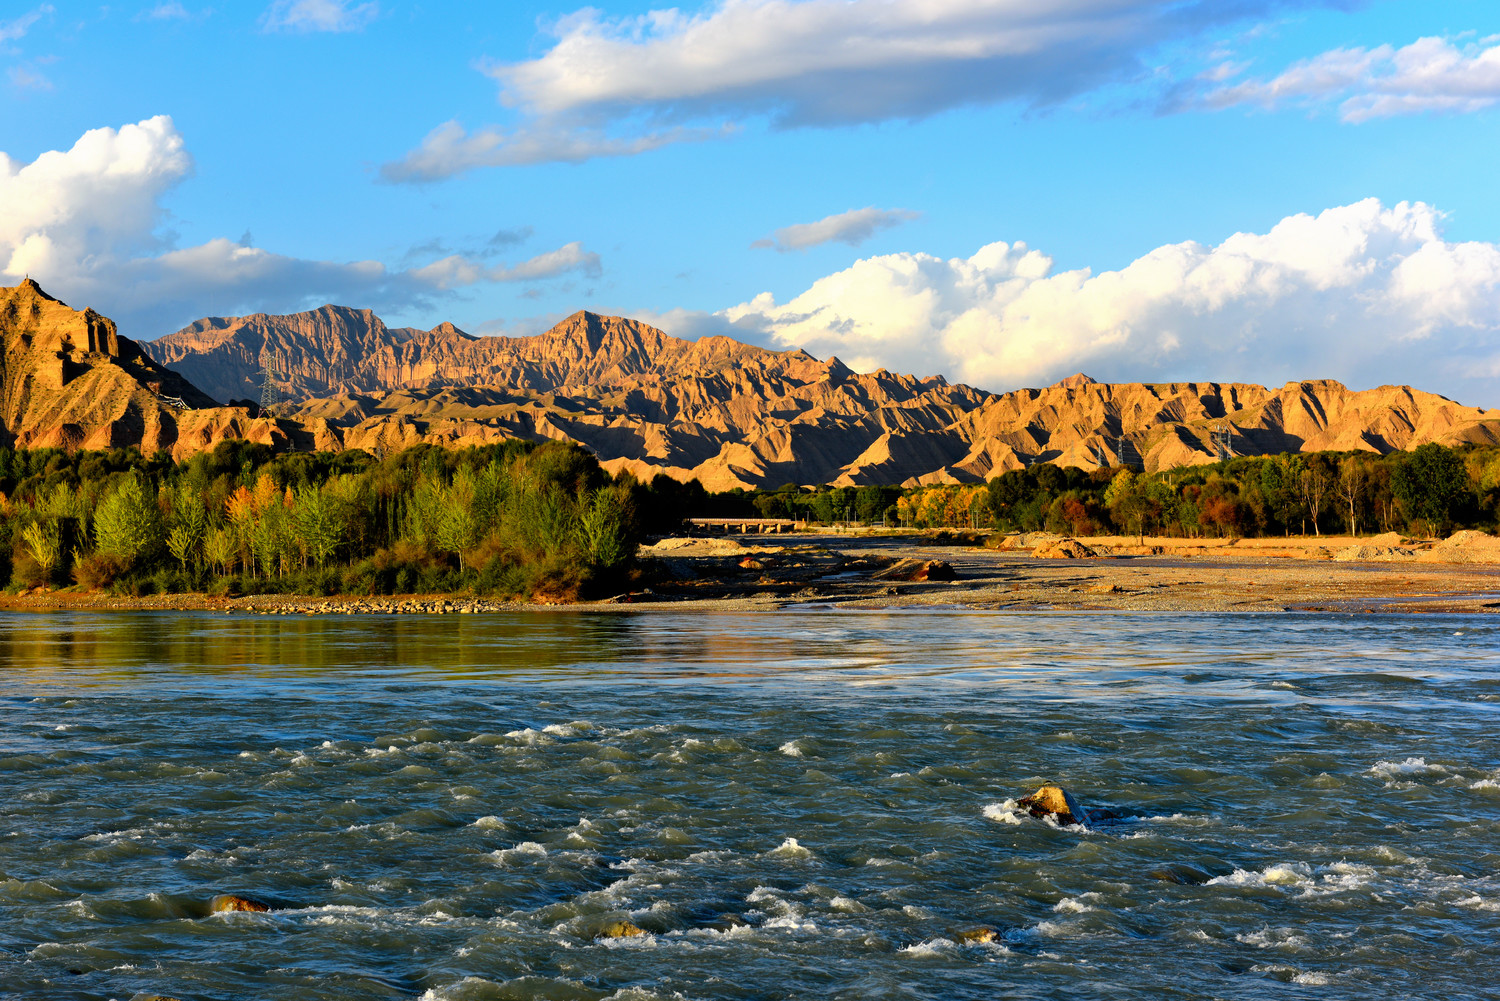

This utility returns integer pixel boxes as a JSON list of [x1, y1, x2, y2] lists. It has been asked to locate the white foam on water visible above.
[[1456, 894, 1500, 912], [419, 976, 501, 1000], [828, 895, 866, 913], [902, 904, 935, 919], [680, 738, 706, 749], [491, 841, 548, 865], [899, 936, 956, 956], [1292, 971, 1335, 985], [1236, 926, 1310, 951], [503, 728, 552, 745], [470, 815, 505, 829], [778, 740, 806, 758], [982, 800, 1025, 826], [543, 720, 594, 736], [1053, 894, 1098, 914], [1470, 778, 1500, 791], [1209, 862, 1313, 888], [766, 837, 813, 859], [1368, 756, 1447, 780]]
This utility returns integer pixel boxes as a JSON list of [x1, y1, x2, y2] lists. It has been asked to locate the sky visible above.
[[3, 0, 1500, 403]]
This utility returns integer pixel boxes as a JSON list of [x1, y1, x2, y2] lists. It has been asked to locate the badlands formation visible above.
[[4, 280, 1498, 488]]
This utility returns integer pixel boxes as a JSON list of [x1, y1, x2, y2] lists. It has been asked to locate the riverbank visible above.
[[3, 530, 1498, 614]]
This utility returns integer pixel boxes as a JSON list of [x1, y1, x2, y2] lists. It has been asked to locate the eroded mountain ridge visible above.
[[3, 281, 1495, 489]]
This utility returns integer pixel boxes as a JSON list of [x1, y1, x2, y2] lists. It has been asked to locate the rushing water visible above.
[[1, 610, 1498, 1001]]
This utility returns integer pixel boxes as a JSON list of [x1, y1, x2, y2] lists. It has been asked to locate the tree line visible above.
[[775, 444, 1498, 538], [3, 441, 1496, 598], [1, 440, 644, 600]]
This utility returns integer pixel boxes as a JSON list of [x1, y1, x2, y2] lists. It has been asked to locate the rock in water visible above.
[[1018, 785, 1090, 827], [596, 919, 647, 939], [210, 893, 271, 913], [1148, 862, 1214, 885], [955, 926, 1002, 944]]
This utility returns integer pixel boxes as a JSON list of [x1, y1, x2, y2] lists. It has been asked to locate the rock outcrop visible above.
[[0, 280, 224, 453], [141, 300, 1500, 489], [7, 282, 1498, 485]]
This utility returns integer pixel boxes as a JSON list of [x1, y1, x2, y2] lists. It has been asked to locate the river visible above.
[[1, 610, 1497, 1000]]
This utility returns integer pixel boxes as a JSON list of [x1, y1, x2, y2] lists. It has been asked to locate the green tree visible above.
[[1391, 443, 1470, 532], [166, 482, 208, 570], [294, 484, 347, 568], [21, 520, 61, 581], [93, 473, 162, 567]]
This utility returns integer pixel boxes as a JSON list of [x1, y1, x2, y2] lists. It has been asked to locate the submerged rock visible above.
[[1148, 862, 1215, 885], [210, 893, 271, 913], [954, 926, 1002, 944], [596, 919, 647, 939], [1017, 785, 1090, 827]]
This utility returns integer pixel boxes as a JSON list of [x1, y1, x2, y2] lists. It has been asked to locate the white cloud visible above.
[[388, 0, 1332, 178], [0, 5, 52, 44], [8, 66, 51, 90], [753, 207, 920, 251], [261, 0, 377, 34], [410, 242, 601, 289], [140, 3, 211, 21], [0, 117, 598, 337], [379, 119, 724, 182], [1202, 36, 1500, 121], [714, 200, 1500, 402]]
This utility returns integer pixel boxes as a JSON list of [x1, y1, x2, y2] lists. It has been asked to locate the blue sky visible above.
[[3, 0, 1500, 402]]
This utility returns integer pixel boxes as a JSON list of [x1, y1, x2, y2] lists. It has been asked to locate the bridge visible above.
[[686, 517, 805, 535]]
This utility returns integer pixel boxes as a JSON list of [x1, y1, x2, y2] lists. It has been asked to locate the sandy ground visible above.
[[4, 530, 1494, 616]]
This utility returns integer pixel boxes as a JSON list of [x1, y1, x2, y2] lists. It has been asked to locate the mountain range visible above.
[[4, 280, 1497, 489]]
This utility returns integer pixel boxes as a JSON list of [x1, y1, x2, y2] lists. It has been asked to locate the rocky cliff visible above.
[[9, 283, 1497, 485], [0, 279, 232, 453]]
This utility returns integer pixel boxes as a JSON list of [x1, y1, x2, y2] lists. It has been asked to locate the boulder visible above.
[[210, 894, 271, 913], [596, 919, 647, 939], [872, 558, 957, 582], [1034, 539, 1098, 559], [954, 926, 1002, 944], [1017, 785, 1089, 827]]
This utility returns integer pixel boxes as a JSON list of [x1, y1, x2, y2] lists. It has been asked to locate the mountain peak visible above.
[[1056, 372, 1097, 388]]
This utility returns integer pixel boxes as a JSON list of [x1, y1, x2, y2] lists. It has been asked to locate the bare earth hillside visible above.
[[4, 282, 1494, 486]]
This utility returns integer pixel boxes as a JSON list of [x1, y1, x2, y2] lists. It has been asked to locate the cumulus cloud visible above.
[[753, 207, 921, 251], [1201, 36, 1500, 121], [0, 117, 598, 336], [387, 0, 1334, 179], [714, 200, 1500, 402], [261, 0, 377, 33]]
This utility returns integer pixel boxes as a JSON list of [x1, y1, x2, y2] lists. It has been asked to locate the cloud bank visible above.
[[753, 207, 920, 251], [388, 0, 1336, 180], [0, 117, 599, 336], [712, 200, 1500, 402], [1202, 36, 1500, 121]]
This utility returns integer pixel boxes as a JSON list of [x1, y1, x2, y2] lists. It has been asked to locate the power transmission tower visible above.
[[258, 351, 280, 416], [1212, 422, 1233, 461]]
